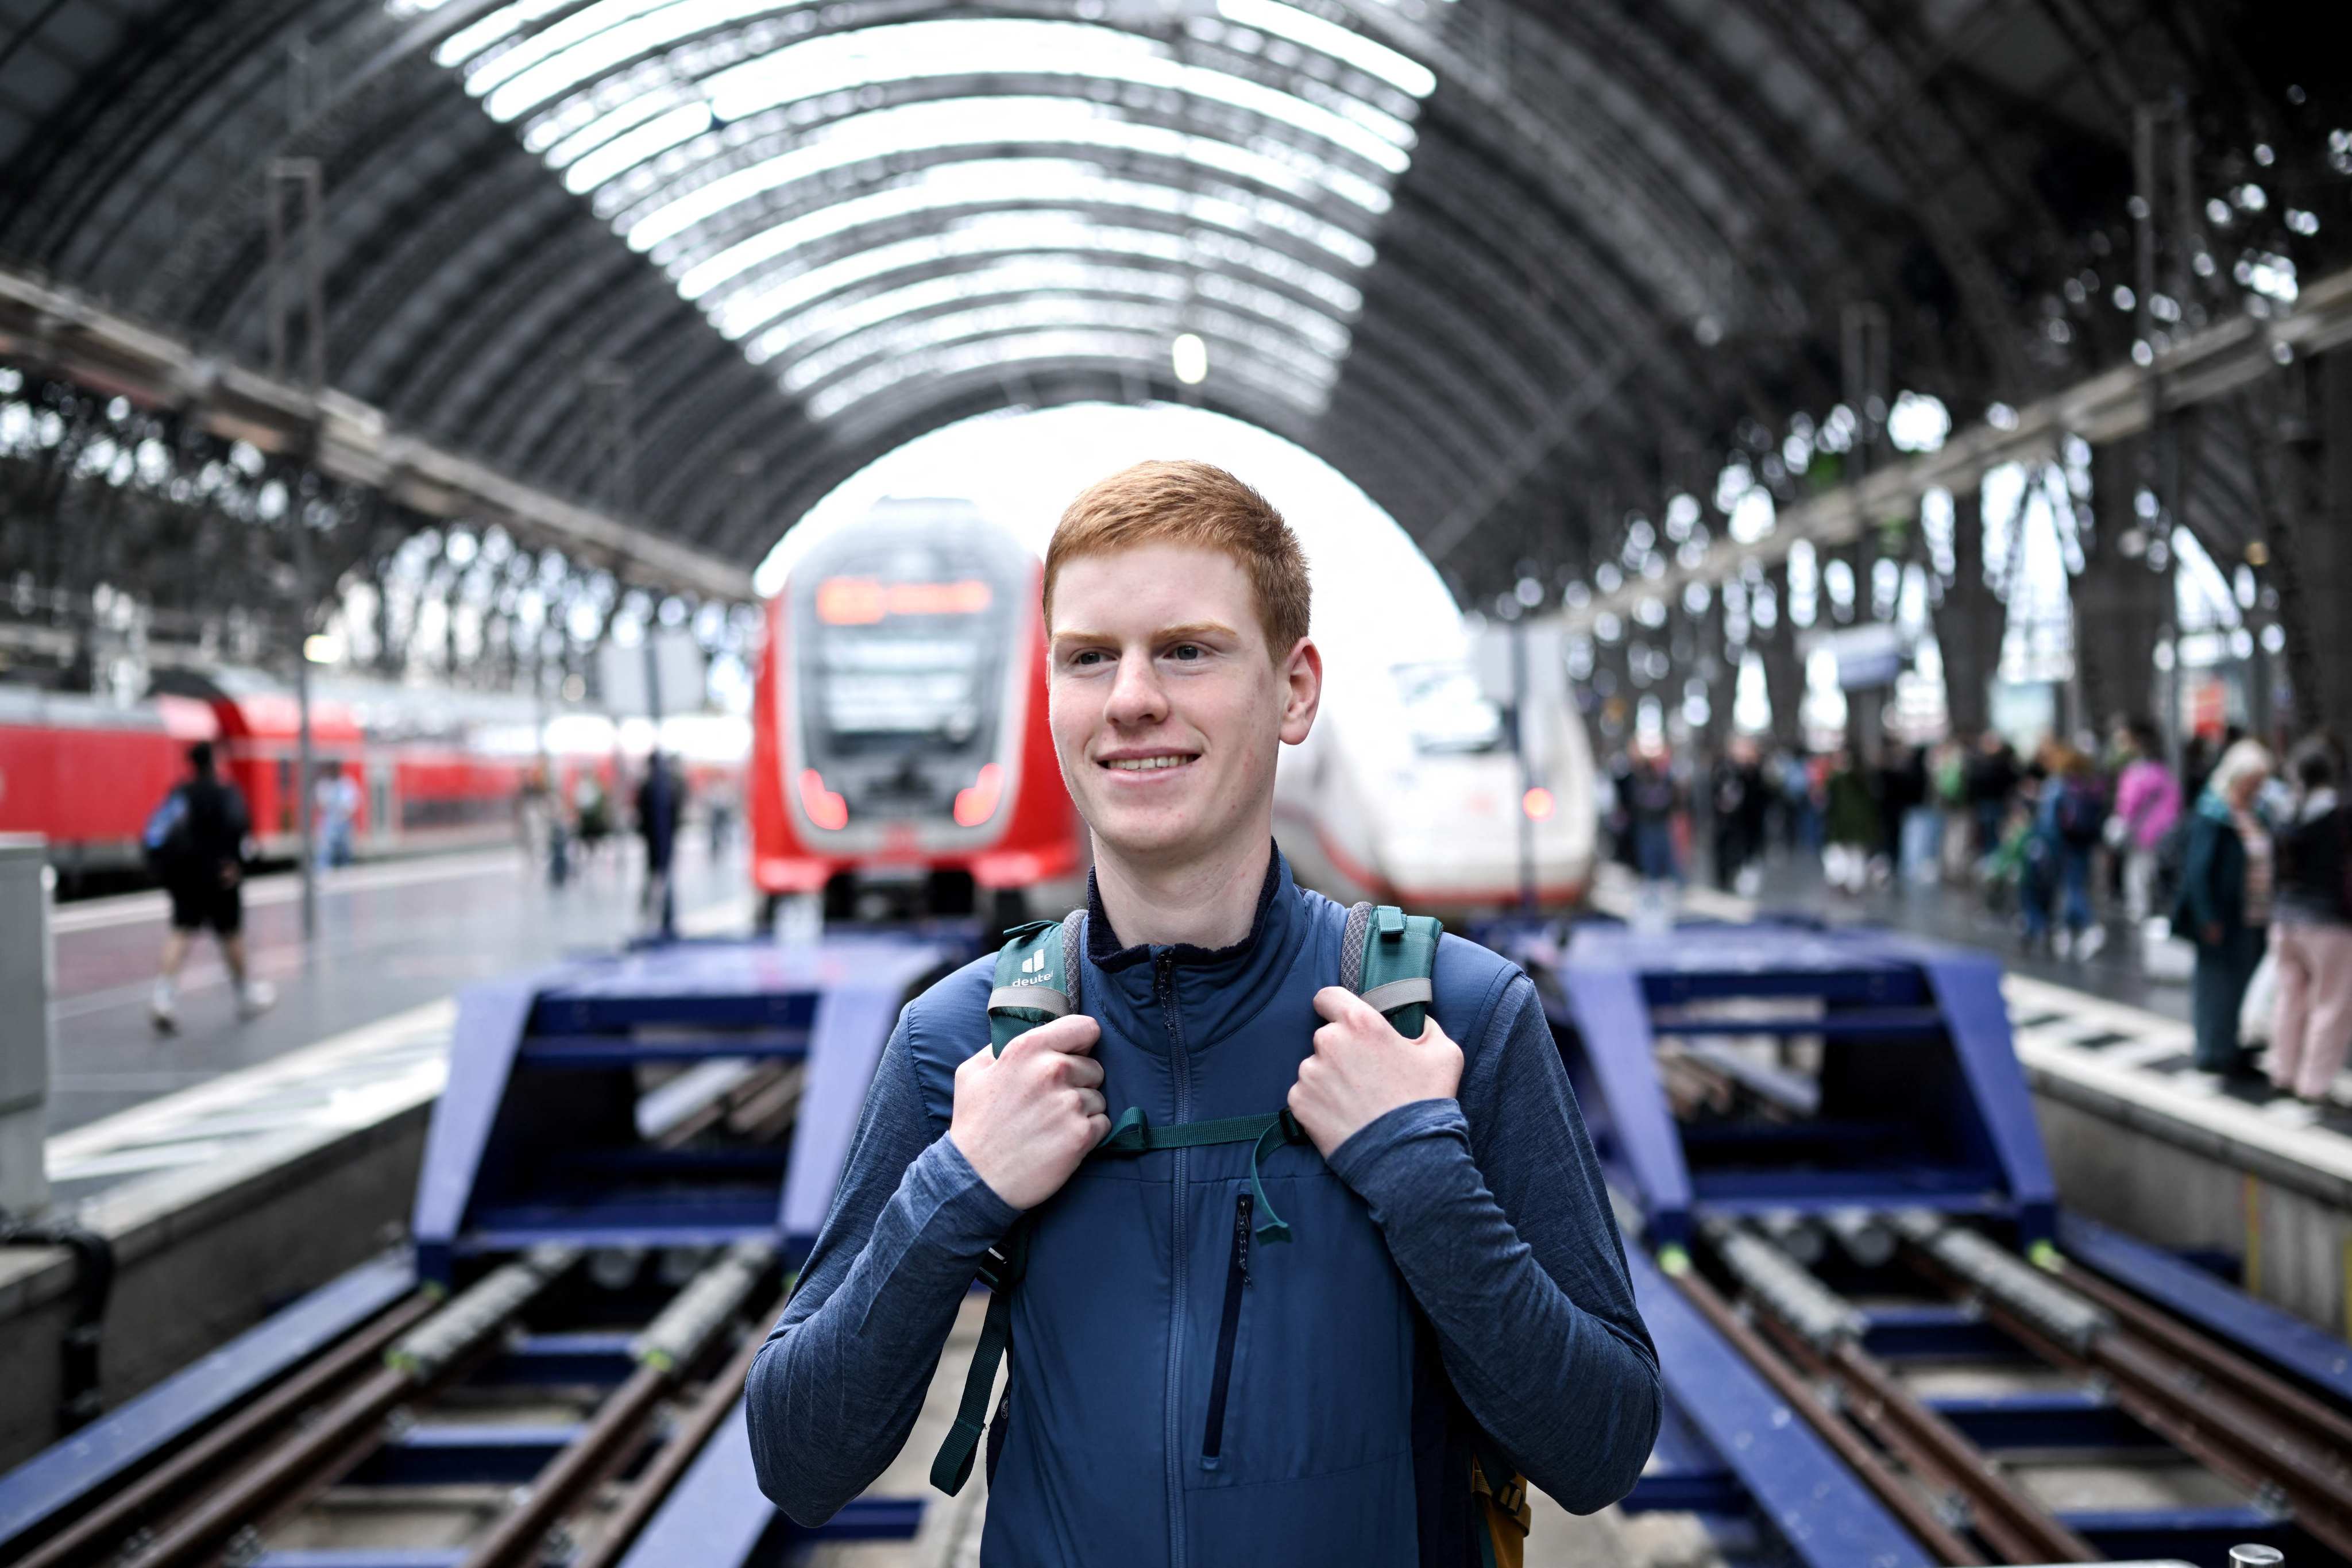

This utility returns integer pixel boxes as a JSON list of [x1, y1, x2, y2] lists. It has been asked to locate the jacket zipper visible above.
[[1156, 952, 1191, 1565], [1200, 1191, 1252, 1467]]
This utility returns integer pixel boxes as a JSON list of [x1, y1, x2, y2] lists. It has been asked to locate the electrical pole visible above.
[[267, 156, 326, 941]]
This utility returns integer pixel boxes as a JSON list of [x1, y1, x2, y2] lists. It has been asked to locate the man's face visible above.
[[1047, 543, 1318, 868]]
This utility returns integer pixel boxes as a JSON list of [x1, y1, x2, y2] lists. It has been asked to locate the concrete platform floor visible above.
[[45, 837, 754, 1136]]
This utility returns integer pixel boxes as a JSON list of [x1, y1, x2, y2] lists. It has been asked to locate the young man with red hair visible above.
[[749, 461, 1657, 1564]]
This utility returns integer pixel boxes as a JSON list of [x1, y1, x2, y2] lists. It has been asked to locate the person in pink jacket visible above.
[[2112, 719, 2182, 922]]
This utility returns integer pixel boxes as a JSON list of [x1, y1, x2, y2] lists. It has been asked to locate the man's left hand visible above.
[[1288, 988, 1463, 1158]]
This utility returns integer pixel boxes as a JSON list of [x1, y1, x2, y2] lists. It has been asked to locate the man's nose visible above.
[[1104, 651, 1168, 728]]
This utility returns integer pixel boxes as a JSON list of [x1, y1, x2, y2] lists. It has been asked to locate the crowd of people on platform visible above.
[[1605, 719, 2352, 1106]]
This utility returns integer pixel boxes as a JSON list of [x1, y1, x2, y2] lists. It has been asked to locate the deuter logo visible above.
[[1021, 947, 1047, 975]]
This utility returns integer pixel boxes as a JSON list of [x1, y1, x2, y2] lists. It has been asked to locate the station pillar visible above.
[[2075, 439, 2169, 737], [1937, 485, 2003, 741], [0, 836, 52, 1216], [2279, 348, 2352, 752], [1759, 562, 1806, 748]]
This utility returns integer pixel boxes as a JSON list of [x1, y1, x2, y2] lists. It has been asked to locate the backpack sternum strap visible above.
[[1091, 1107, 1310, 1242]]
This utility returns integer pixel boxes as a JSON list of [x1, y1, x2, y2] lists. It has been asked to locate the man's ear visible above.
[[1278, 636, 1322, 745]]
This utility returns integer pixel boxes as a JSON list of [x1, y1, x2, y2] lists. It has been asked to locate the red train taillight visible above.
[[798, 769, 848, 831], [953, 763, 1005, 828]]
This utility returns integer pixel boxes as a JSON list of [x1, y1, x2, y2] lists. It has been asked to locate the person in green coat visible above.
[[1822, 747, 1879, 894], [2174, 739, 2275, 1074]]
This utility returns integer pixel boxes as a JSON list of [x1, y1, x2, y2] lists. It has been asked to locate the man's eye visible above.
[[1169, 643, 1202, 661], [1068, 649, 1106, 667]]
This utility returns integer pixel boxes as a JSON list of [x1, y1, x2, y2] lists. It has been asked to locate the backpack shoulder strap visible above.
[[985, 909, 1086, 1055], [1342, 902, 1442, 1037], [934, 910, 1087, 1497]]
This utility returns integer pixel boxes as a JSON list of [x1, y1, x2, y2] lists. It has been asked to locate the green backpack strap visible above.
[[1343, 901, 1442, 1038], [932, 909, 1088, 1496]]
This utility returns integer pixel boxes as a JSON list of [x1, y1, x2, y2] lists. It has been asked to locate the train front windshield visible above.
[[1393, 663, 1507, 754], [794, 532, 1022, 820]]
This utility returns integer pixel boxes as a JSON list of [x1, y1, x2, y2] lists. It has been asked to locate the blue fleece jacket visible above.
[[746, 852, 1658, 1564]]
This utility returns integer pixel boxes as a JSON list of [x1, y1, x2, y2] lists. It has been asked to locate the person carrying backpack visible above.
[[2026, 743, 2107, 959], [146, 741, 275, 1032], [747, 462, 1661, 1566]]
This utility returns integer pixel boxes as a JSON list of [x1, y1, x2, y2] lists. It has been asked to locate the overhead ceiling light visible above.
[[1172, 332, 1209, 385]]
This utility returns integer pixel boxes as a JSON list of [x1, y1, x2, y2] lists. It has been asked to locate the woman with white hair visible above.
[[2173, 737, 2275, 1074]]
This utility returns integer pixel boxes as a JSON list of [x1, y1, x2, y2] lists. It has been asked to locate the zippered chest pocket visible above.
[[1184, 1173, 1417, 1490], [1200, 1192, 1252, 1469]]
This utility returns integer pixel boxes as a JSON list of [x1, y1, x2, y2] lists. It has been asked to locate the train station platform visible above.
[[47, 841, 752, 1149]]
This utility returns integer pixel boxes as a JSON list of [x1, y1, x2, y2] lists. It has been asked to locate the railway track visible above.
[[1651, 1039, 2352, 1565], [10, 1051, 812, 1568]]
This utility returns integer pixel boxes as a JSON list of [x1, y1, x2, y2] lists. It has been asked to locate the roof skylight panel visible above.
[[603, 95, 1389, 261], [698, 20, 1411, 173], [680, 159, 1376, 314], [771, 271, 1346, 390], [808, 327, 1331, 423], [733, 219, 1362, 356]]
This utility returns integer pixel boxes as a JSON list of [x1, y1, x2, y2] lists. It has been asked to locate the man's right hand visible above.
[[947, 1015, 1109, 1210]]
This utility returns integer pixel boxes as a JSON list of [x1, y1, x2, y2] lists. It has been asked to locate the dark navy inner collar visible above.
[[1086, 844, 1283, 971]]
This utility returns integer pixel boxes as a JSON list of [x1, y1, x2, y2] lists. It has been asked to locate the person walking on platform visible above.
[[635, 752, 682, 938], [2112, 719, 2181, 924], [2175, 739, 2274, 1076], [144, 741, 275, 1032], [2028, 743, 2108, 960], [2267, 740, 2352, 1104], [746, 461, 1659, 1566], [1822, 747, 1878, 894]]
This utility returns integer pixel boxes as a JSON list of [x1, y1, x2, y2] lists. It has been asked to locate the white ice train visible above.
[[1274, 627, 1598, 917]]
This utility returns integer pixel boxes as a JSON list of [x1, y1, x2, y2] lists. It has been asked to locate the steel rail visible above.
[[1902, 1243, 2352, 1561], [13, 1289, 439, 1568], [116, 1245, 581, 1568], [1662, 1256, 1984, 1564], [456, 1241, 774, 1568], [568, 1297, 785, 1568], [2051, 1254, 2352, 1458], [1751, 1301, 2098, 1565], [1708, 1217, 2098, 1565]]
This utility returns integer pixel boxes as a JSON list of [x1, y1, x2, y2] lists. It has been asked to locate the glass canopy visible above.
[[406, 0, 1439, 427]]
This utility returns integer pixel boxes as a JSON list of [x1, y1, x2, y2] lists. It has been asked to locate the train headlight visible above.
[[953, 762, 1005, 828], [798, 769, 849, 831], [1521, 786, 1555, 821]]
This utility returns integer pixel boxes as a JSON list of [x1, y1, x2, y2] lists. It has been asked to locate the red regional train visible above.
[[0, 668, 704, 889], [748, 497, 1083, 926]]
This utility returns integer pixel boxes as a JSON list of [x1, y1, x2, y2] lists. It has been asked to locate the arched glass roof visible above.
[[410, 0, 1437, 427]]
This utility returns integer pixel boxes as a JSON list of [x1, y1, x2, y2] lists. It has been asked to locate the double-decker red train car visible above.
[[748, 497, 1083, 925], [0, 668, 743, 889]]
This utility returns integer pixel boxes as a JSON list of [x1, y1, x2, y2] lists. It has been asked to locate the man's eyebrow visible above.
[[1051, 621, 1241, 646]]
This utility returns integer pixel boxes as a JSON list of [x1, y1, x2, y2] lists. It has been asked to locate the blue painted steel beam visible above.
[[1654, 1009, 1948, 1037], [2059, 1211, 2352, 1407], [518, 1034, 808, 1065], [0, 1252, 415, 1559], [414, 972, 549, 1283], [1625, 1245, 1933, 1568], [2060, 1504, 2291, 1561], [1555, 961, 1690, 1241], [1860, 933, 2057, 1243], [615, 1397, 925, 1568], [778, 943, 959, 1250], [475, 1333, 638, 1387], [346, 1425, 586, 1486], [1859, 1305, 2019, 1360], [1926, 1390, 2153, 1450], [252, 1551, 464, 1568]]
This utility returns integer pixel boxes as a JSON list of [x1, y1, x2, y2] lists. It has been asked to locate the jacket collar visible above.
[[1082, 845, 1304, 1051]]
